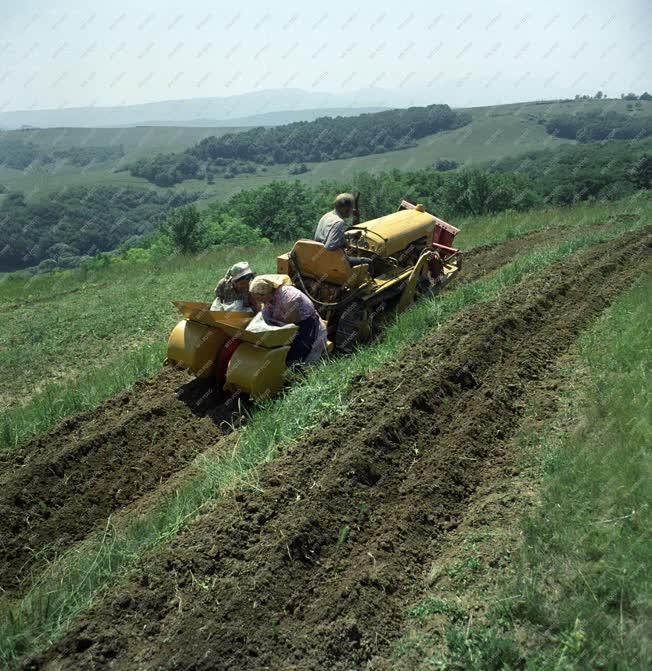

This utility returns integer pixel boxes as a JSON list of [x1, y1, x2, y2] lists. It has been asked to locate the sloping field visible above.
[[0, 223, 571, 596], [8, 98, 647, 202], [1, 223, 647, 669], [7, 126, 243, 159], [0, 367, 239, 595]]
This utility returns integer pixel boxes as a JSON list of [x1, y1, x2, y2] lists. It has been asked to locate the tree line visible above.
[[545, 110, 652, 143], [149, 138, 652, 258], [487, 139, 651, 204], [0, 186, 194, 272], [3, 138, 649, 275], [127, 104, 470, 186]]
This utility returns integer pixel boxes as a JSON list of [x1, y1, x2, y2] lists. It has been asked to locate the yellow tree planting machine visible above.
[[166, 200, 461, 399]]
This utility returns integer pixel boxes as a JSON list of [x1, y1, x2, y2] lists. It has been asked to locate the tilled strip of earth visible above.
[[23, 229, 650, 670], [0, 369, 241, 594], [0, 220, 599, 596]]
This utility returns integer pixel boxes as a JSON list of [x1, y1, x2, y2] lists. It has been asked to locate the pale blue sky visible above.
[[1, 0, 650, 111]]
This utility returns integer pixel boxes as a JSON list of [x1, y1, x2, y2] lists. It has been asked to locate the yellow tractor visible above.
[[166, 200, 461, 399]]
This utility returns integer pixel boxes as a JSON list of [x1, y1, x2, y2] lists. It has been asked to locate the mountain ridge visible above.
[[0, 88, 399, 129]]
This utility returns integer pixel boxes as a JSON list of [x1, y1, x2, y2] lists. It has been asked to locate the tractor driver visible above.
[[314, 193, 368, 267], [213, 261, 255, 309]]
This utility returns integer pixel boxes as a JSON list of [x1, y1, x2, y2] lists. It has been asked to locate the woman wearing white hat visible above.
[[213, 261, 255, 309]]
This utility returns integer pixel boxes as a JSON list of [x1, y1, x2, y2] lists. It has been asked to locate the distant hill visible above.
[[1, 97, 649, 205], [0, 88, 393, 129], [116, 107, 387, 128], [127, 104, 470, 186]]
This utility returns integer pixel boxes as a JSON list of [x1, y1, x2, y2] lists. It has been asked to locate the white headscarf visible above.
[[249, 274, 291, 295]]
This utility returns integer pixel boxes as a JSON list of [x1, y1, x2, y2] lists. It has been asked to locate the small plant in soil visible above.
[[408, 597, 466, 624], [336, 525, 350, 550]]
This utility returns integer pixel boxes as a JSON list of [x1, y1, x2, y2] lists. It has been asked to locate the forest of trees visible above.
[[0, 135, 124, 170], [0, 186, 194, 271], [128, 152, 260, 187], [487, 139, 651, 204], [158, 139, 649, 253], [545, 110, 652, 142], [3, 138, 649, 274], [128, 104, 470, 186]]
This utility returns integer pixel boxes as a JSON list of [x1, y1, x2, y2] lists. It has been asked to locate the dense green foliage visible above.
[[53, 145, 124, 166], [433, 158, 459, 171], [545, 109, 652, 142], [488, 138, 652, 204], [128, 152, 260, 187], [191, 104, 469, 163], [162, 205, 204, 254], [203, 170, 536, 244], [0, 186, 194, 271], [0, 134, 124, 170], [128, 104, 470, 186], [4, 136, 650, 274], [205, 140, 648, 243], [0, 136, 42, 169]]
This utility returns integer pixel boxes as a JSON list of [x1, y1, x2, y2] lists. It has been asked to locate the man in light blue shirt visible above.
[[314, 193, 367, 266]]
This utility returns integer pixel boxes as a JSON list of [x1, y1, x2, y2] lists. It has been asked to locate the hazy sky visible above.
[[1, 0, 650, 111]]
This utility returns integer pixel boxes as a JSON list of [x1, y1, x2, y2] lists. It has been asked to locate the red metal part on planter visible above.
[[215, 336, 242, 389]]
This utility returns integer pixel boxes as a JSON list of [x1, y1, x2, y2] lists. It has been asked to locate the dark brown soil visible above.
[[0, 367, 242, 594], [0, 220, 595, 598], [25, 229, 650, 671]]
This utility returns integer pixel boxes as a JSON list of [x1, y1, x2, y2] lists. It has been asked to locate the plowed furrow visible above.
[[27, 229, 649, 671], [0, 368, 239, 594], [0, 223, 602, 596]]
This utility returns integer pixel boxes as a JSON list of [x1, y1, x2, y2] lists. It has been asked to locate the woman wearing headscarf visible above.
[[249, 275, 327, 366], [212, 261, 255, 310]]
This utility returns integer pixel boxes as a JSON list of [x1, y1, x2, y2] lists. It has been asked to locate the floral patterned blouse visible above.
[[262, 285, 316, 324]]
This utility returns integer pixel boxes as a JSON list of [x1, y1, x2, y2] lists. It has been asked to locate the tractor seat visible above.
[[291, 240, 361, 287]]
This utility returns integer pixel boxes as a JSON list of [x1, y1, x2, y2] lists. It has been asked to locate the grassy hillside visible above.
[[304, 98, 652, 181], [395, 276, 651, 669], [0, 194, 648, 668], [1, 193, 648, 448], [303, 108, 565, 181], [0, 126, 249, 198], [3, 98, 649, 205], [1, 97, 650, 671], [7, 125, 243, 159]]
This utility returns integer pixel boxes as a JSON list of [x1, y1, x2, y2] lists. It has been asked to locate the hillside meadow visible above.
[[3, 98, 649, 207], [0, 195, 648, 669], [1, 192, 649, 450]]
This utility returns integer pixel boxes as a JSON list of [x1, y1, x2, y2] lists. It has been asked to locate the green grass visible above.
[[454, 191, 651, 249], [400, 277, 651, 670], [302, 102, 573, 181], [0, 219, 644, 668], [0, 244, 285, 447], [9, 125, 242, 158], [6, 98, 649, 204], [2, 194, 649, 450], [0, 124, 279, 200], [408, 597, 466, 624], [0, 162, 289, 203], [510, 277, 651, 669], [0, 344, 165, 449]]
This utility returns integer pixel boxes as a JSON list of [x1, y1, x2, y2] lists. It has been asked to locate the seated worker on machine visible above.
[[314, 193, 368, 267], [249, 275, 327, 366], [211, 262, 255, 311]]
